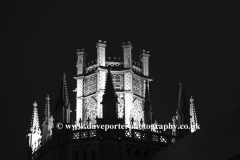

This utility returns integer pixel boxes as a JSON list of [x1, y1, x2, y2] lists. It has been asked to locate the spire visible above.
[[28, 101, 41, 153], [44, 95, 50, 121], [190, 96, 199, 133], [31, 101, 40, 133], [177, 79, 188, 112], [55, 73, 71, 123], [144, 80, 152, 111], [55, 73, 70, 110], [102, 66, 118, 103], [42, 95, 54, 142]]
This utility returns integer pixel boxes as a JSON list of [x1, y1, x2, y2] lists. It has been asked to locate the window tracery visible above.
[[130, 98, 144, 126], [83, 98, 97, 125]]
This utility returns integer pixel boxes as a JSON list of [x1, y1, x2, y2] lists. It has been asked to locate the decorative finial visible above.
[[46, 95, 50, 101], [33, 101, 37, 107], [190, 96, 194, 103]]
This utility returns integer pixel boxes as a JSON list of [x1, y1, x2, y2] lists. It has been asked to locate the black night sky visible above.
[[3, 1, 240, 159]]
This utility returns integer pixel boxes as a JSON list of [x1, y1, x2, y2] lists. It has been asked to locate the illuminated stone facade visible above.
[[75, 40, 151, 126]]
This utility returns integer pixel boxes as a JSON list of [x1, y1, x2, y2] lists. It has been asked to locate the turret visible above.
[[76, 48, 86, 75], [144, 80, 152, 125], [122, 41, 132, 69], [75, 49, 86, 124], [55, 73, 71, 124], [96, 40, 106, 67], [139, 50, 150, 76], [28, 101, 42, 153]]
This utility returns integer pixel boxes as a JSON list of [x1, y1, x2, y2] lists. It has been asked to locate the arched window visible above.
[[84, 98, 97, 125], [144, 150, 149, 160], [130, 98, 144, 126], [82, 149, 87, 160], [135, 149, 141, 160], [90, 149, 96, 160], [126, 148, 132, 160], [73, 151, 79, 160]]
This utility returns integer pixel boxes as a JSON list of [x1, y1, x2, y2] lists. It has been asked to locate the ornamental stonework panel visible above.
[[98, 70, 106, 90], [84, 75, 97, 96], [77, 56, 84, 75], [132, 76, 143, 97], [76, 98, 83, 123], [124, 72, 132, 91], [77, 79, 83, 97]]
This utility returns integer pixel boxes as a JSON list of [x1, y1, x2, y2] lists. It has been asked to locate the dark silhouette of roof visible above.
[[154, 106, 240, 160]]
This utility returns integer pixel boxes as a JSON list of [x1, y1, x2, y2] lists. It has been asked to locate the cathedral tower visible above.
[[75, 40, 151, 127]]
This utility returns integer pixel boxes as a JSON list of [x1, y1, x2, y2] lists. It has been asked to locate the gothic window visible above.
[[90, 149, 96, 160], [144, 150, 150, 160], [73, 152, 79, 160], [130, 98, 144, 126], [112, 73, 123, 90], [126, 148, 132, 160], [80, 149, 88, 160], [135, 149, 141, 160], [83, 98, 97, 125], [84, 75, 97, 96]]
